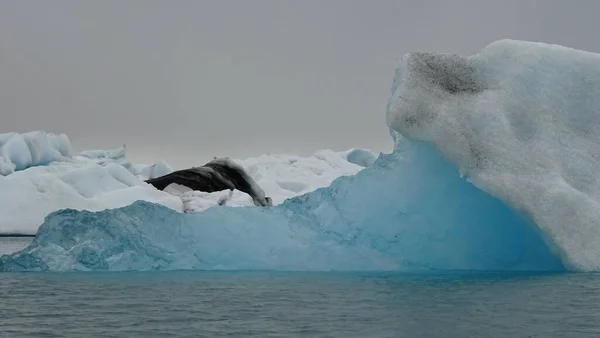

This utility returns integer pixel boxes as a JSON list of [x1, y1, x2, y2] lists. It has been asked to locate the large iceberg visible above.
[[386, 40, 600, 272], [2, 39, 599, 273]]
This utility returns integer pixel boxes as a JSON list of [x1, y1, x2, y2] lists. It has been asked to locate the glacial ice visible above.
[[2, 39, 599, 273], [0, 138, 184, 235], [340, 148, 378, 167], [0, 160, 183, 235], [0, 134, 370, 235], [386, 39, 600, 272], [0, 131, 72, 175], [0, 139, 564, 272]]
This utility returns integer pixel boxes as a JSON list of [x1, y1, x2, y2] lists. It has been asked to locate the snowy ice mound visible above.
[[0, 131, 73, 175], [0, 144, 183, 235], [0, 135, 369, 235], [231, 149, 375, 206], [340, 148, 379, 167], [2, 39, 598, 273]]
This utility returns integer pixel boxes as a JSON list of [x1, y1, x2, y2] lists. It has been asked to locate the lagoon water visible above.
[[1, 237, 600, 338]]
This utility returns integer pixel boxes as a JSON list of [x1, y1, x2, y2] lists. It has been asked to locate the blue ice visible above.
[[3, 39, 600, 272], [0, 134, 564, 272], [0, 131, 72, 175]]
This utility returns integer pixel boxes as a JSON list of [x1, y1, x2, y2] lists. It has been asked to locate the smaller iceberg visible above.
[[0, 141, 565, 272], [0, 131, 72, 175], [0, 132, 370, 235]]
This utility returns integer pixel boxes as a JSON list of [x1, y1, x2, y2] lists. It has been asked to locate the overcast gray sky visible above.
[[2, 0, 599, 168]]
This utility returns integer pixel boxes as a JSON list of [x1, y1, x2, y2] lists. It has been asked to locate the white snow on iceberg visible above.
[[0, 131, 72, 175], [2, 39, 599, 273], [0, 141, 182, 235], [0, 131, 375, 235]]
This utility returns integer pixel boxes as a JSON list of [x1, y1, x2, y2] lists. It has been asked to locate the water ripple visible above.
[[1, 271, 600, 337]]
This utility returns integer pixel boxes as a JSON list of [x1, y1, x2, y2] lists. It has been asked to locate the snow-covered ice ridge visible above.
[[0, 131, 72, 176], [3, 39, 600, 273], [0, 131, 377, 235]]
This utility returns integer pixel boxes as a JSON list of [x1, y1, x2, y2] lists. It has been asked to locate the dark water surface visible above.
[[1, 238, 599, 338]]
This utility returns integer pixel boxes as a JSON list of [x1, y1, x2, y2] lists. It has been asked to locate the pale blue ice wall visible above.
[[386, 40, 600, 271], [0, 134, 564, 272]]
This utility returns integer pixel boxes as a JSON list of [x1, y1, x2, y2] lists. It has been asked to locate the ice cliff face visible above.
[[386, 40, 600, 271]]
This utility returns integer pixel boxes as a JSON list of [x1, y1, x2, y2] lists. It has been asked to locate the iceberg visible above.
[[386, 40, 600, 272], [0, 143, 564, 272], [0, 133, 371, 235], [0, 131, 72, 175], [2, 39, 598, 273], [0, 151, 183, 235]]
